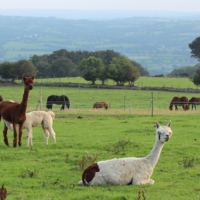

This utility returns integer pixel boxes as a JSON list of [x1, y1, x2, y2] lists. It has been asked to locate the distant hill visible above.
[[0, 12, 200, 75], [1, 9, 200, 20]]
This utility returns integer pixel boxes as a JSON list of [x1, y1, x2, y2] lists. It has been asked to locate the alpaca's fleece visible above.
[[78, 121, 172, 186], [3, 110, 56, 146]]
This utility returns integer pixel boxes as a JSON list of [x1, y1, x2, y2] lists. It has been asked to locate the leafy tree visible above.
[[108, 56, 140, 86], [14, 60, 37, 80], [48, 57, 76, 77], [97, 67, 108, 85], [0, 61, 16, 81], [78, 56, 105, 84], [48, 49, 68, 63], [30, 54, 50, 77], [131, 60, 149, 76], [190, 67, 200, 87], [168, 65, 199, 77], [121, 65, 140, 86], [0, 60, 37, 81], [94, 50, 121, 66], [189, 36, 200, 61]]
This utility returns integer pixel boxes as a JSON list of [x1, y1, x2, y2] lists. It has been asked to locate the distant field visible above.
[[3, 41, 50, 60], [25, 76, 198, 89], [2, 76, 200, 113]]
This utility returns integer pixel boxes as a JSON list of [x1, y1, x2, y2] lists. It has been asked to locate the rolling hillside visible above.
[[0, 15, 200, 75]]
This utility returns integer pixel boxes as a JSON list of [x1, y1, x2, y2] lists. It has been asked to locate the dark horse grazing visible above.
[[46, 95, 70, 110], [0, 76, 34, 147], [93, 102, 108, 110], [189, 97, 200, 110], [169, 96, 189, 111], [0, 96, 3, 102]]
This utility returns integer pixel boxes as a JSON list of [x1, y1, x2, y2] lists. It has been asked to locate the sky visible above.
[[1, 0, 200, 12]]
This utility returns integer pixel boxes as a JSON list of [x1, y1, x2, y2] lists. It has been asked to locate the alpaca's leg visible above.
[[132, 177, 155, 185], [13, 124, 18, 147], [18, 124, 23, 147], [42, 128, 49, 144], [3, 124, 9, 146], [26, 128, 33, 146], [47, 127, 56, 143], [139, 179, 155, 185]]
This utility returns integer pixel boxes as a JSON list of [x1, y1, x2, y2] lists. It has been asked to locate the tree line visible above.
[[189, 36, 200, 86], [0, 49, 149, 86]]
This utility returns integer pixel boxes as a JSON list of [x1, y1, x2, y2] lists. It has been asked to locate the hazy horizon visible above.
[[1, 0, 200, 12], [1, 9, 200, 20]]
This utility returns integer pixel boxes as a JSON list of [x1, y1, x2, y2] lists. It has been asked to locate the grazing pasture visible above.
[[29, 76, 197, 89], [0, 84, 199, 112], [0, 112, 199, 199], [0, 78, 199, 199]]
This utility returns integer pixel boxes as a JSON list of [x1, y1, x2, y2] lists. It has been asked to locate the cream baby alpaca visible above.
[[78, 121, 172, 186], [4, 110, 56, 146]]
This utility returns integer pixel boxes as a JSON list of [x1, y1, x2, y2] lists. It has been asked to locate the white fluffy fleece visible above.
[[3, 110, 56, 146], [78, 121, 172, 186]]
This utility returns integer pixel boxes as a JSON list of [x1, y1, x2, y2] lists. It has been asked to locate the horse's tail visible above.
[[104, 102, 108, 109], [93, 102, 98, 109], [63, 95, 70, 109]]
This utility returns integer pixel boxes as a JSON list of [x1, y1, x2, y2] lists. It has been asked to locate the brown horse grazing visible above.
[[189, 97, 200, 110], [169, 96, 189, 111], [0, 76, 34, 147], [93, 102, 108, 110]]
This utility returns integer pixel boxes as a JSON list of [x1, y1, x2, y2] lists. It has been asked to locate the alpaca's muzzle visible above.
[[29, 85, 33, 90]]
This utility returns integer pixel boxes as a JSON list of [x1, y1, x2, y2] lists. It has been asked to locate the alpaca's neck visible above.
[[19, 87, 30, 113], [145, 140, 164, 168]]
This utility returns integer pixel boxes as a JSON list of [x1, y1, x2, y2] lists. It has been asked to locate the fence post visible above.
[[124, 95, 126, 110], [151, 92, 153, 117], [40, 91, 42, 110]]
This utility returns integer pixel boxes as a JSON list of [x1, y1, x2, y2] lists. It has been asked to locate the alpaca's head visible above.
[[22, 76, 35, 90], [155, 121, 172, 143]]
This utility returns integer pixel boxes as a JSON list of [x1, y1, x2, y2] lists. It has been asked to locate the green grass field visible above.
[[0, 77, 200, 199], [24, 76, 198, 89]]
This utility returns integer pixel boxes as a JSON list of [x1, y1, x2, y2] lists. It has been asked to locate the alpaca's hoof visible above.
[[4, 139, 9, 146]]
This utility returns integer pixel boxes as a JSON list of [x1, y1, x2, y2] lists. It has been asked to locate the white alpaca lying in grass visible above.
[[3, 110, 56, 146], [78, 121, 172, 186]]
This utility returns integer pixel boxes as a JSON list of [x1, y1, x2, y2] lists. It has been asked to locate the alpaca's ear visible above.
[[31, 76, 35, 80], [155, 121, 160, 128], [22, 76, 26, 82], [167, 121, 171, 127]]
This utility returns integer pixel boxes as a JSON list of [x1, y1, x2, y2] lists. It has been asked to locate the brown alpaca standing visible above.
[[0, 76, 34, 147]]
